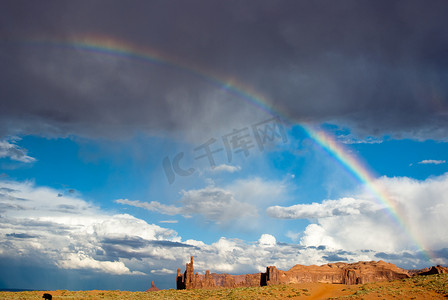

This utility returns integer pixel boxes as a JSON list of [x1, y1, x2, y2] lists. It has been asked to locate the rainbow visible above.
[[303, 125, 434, 261], [14, 35, 433, 262]]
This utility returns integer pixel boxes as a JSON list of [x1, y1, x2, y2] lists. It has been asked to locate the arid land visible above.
[[1, 273, 447, 299]]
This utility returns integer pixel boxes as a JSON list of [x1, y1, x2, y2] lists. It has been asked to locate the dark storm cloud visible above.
[[322, 254, 347, 262], [1, 0, 447, 140], [148, 240, 199, 249], [433, 248, 448, 259], [375, 251, 418, 260], [57, 204, 76, 210], [102, 236, 149, 249]]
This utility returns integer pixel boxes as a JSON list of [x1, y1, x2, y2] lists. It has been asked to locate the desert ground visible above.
[[1, 273, 447, 299]]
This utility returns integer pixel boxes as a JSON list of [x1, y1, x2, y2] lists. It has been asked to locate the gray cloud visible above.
[[1, 1, 447, 141], [322, 254, 347, 262], [375, 251, 416, 260], [115, 185, 257, 224], [101, 236, 197, 250], [5, 233, 38, 239], [267, 198, 380, 219], [433, 248, 448, 259], [98, 238, 200, 262], [114, 199, 183, 216]]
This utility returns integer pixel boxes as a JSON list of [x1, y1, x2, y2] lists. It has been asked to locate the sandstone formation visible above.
[[176, 256, 262, 289], [176, 257, 411, 289], [266, 261, 410, 285], [417, 265, 448, 276], [145, 281, 160, 292]]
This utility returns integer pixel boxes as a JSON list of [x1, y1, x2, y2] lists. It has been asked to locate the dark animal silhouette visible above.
[[42, 293, 52, 300]]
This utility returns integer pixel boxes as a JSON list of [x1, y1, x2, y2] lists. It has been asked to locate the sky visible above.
[[1, 0, 448, 291]]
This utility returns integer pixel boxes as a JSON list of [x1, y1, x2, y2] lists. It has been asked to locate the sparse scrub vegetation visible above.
[[332, 273, 448, 299], [1, 274, 447, 299]]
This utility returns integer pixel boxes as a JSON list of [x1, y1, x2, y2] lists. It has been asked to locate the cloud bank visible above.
[[0, 180, 181, 275], [268, 173, 448, 259], [0, 178, 446, 289]]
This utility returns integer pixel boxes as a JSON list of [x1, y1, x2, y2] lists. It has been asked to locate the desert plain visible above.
[[1, 273, 447, 300]]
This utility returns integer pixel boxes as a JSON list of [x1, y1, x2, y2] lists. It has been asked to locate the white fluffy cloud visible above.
[[0, 180, 180, 275], [116, 177, 287, 225], [0, 139, 36, 163], [268, 173, 448, 262], [267, 198, 381, 219], [1, 179, 306, 278], [258, 234, 276, 247], [300, 224, 342, 249], [57, 252, 145, 275], [150, 268, 176, 275], [212, 164, 241, 173], [418, 159, 446, 165], [159, 220, 179, 224]]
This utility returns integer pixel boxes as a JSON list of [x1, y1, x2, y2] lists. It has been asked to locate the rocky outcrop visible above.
[[418, 265, 448, 276], [262, 261, 410, 285], [176, 257, 411, 289], [176, 256, 261, 289], [145, 281, 160, 292]]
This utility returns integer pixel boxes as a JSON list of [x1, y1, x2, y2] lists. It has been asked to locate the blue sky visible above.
[[1, 0, 448, 291], [2, 123, 448, 290]]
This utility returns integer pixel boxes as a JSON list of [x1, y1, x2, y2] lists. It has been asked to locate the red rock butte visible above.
[[145, 281, 160, 292], [176, 256, 413, 289], [417, 265, 448, 276]]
